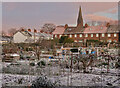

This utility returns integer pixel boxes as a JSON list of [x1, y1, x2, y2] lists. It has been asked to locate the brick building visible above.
[[53, 7, 120, 43]]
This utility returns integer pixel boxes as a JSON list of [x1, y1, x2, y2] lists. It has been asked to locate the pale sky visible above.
[[2, 2, 118, 32]]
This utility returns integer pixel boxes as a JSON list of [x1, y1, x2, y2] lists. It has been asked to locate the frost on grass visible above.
[[31, 75, 60, 88]]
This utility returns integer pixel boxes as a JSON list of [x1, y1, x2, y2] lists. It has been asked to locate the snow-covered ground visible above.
[[2, 73, 37, 86], [1, 61, 120, 87], [57, 72, 119, 86], [0, 62, 2, 88], [0, 73, 2, 88], [1, 71, 120, 87]]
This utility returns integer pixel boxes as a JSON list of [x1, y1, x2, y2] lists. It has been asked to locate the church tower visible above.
[[77, 6, 83, 27]]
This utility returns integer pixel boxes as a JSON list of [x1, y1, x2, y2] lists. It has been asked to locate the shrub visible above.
[[41, 61, 46, 66], [31, 76, 57, 88], [30, 62, 35, 66], [26, 48, 29, 51], [20, 56, 23, 59], [115, 62, 120, 68], [37, 62, 41, 66], [37, 61, 46, 66], [26, 56, 30, 58], [48, 63, 52, 66], [102, 62, 108, 66]]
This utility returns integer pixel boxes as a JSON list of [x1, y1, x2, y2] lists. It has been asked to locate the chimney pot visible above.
[[64, 24, 68, 29]]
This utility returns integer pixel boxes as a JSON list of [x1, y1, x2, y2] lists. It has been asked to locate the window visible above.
[[69, 34, 72, 38], [79, 40, 83, 42], [114, 34, 117, 37], [68, 28, 72, 31], [113, 40, 117, 42], [108, 34, 111, 37], [96, 34, 99, 37], [74, 34, 77, 37], [89, 28, 92, 30], [85, 34, 88, 37], [102, 34, 104, 37], [55, 35, 57, 38], [59, 35, 62, 38], [74, 40, 77, 42], [79, 34, 82, 37], [91, 34, 93, 37], [107, 40, 111, 42]]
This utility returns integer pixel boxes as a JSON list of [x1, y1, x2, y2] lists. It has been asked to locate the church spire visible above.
[[77, 6, 83, 27]]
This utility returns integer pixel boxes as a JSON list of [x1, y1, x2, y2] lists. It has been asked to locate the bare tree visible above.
[[1, 30, 7, 36], [34, 38, 49, 60], [79, 54, 95, 73], [41, 23, 56, 33], [8, 28, 17, 36]]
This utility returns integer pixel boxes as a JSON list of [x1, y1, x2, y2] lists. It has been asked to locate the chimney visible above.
[[28, 29, 31, 32], [50, 32, 52, 35], [40, 30, 43, 33], [106, 22, 110, 27], [21, 29, 24, 31], [34, 29, 37, 33], [64, 24, 68, 29], [85, 23, 88, 28]]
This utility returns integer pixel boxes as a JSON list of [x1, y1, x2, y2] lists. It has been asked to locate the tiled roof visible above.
[[84, 26, 107, 33], [106, 25, 119, 33], [14, 29, 52, 39], [20, 31, 32, 36], [24, 38, 34, 43], [28, 31, 44, 37], [64, 26, 84, 34], [52, 26, 65, 35]]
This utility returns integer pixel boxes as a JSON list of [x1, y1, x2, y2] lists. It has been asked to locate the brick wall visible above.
[[53, 33, 119, 42]]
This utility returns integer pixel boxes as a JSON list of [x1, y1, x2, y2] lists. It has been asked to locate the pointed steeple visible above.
[[77, 6, 83, 27]]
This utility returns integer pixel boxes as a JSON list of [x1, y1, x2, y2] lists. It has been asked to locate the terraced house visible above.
[[53, 7, 120, 43], [13, 29, 53, 43]]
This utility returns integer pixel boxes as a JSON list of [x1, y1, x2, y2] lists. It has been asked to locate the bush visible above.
[[30, 62, 35, 66], [102, 62, 108, 66], [37, 62, 41, 66], [115, 62, 120, 68], [37, 61, 46, 66], [26, 48, 29, 51], [20, 56, 24, 59], [31, 76, 58, 88], [48, 63, 52, 66]]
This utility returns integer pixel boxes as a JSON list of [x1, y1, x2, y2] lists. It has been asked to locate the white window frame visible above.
[[85, 34, 88, 37], [74, 34, 77, 37], [91, 34, 93, 37], [107, 40, 112, 42], [55, 35, 57, 38], [69, 34, 72, 38], [59, 35, 62, 38], [74, 40, 77, 42], [96, 34, 99, 37], [108, 34, 111, 37], [79, 40, 83, 42], [79, 34, 82, 37], [114, 33, 117, 37], [113, 40, 117, 42], [102, 33, 104, 37]]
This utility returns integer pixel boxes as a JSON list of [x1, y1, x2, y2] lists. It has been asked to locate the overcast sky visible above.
[[2, 2, 118, 32]]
